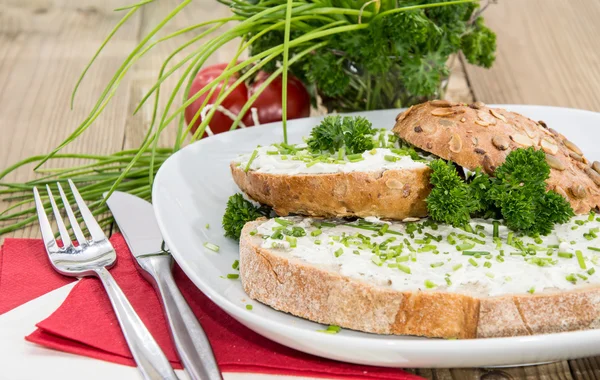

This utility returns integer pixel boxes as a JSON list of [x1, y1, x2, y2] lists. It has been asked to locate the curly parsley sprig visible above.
[[426, 148, 574, 236], [307, 115, 375, 154]]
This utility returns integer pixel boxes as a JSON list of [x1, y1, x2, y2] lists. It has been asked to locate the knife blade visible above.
[[106, 191, 222, 380]]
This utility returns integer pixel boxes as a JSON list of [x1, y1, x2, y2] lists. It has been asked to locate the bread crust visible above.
[[240, 221, 600, 339], [231, 163, 432, 219], [392, 101, 600, 214]]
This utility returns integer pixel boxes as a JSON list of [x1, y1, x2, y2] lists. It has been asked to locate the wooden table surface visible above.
[[1, 0, 600, 378]]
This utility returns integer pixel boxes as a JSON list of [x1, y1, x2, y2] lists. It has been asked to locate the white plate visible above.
[[153, 106, 600, 368]]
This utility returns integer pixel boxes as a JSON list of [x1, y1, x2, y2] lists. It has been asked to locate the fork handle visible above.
[[139, 255, 222, 380], [95, 267, 178, 380]]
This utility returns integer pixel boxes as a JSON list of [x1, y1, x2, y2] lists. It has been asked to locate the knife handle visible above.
[[139, 256, 222, 380], [94, 267, 178, 380]]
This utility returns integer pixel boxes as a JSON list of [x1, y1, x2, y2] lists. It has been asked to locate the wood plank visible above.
[[464, 0, 600, 112], [0, 0, 142, 240]]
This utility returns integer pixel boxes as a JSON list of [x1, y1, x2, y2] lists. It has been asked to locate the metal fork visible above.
[[33, 179, 178, 380]]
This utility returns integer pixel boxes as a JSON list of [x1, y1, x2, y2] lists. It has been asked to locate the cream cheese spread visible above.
[[254, 215, 600, 296], [234, 131, 432, 175]]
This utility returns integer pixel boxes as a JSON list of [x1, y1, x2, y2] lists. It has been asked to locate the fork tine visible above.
[[68, 179, 106, 241], [46, 185, 72, 248], [57, 182, 87, 246], [33, 187, 58, 248]]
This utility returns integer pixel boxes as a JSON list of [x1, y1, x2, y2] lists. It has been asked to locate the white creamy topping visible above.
[[254, 215, 600, 296], [233, 131, 431, 175]]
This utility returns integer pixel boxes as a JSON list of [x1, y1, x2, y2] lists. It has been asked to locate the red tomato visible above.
[[185, 63, 248, 136], [244, 71, 311, 126], [185, 63, 311, 136]]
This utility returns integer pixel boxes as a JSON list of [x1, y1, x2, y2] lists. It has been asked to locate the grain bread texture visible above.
[[230, 163, 431, 219], [240, 220, 600, 339], [392, 100, 600, 214]]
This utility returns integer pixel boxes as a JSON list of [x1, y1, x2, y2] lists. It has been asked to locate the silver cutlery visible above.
[[106, 191, 222, 380], [33, 180, 178, 380]]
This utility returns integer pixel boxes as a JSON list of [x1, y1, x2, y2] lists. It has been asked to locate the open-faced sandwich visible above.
[[224, 100, 600, 340], [231, 116, 432, 219]]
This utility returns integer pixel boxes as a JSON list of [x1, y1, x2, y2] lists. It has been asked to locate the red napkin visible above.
[[0, 238, 74, 315], [1, 235, 421, 379]]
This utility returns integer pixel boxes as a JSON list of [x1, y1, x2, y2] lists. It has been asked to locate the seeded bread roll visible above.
[[230, 163, 431, 219], [392, 100, 600, 214]]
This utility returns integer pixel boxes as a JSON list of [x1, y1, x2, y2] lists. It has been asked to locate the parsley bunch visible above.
[[307, 115, 375, 154], [248, 0, 496, 112], [426, 148, 574, 236]]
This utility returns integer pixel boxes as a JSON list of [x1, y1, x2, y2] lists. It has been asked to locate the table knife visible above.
[[106, 191, 222, 380]]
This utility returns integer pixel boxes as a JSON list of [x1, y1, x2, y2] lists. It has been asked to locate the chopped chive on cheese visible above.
[[397, 264, 411, 274], [576, 250, 587, 269], [577, 273, 589, 281], [491, 221, 499, 238], [274, 218, 293, 226], [452, 263, 463, 271], [430, 262, 444, 268], [528, 287, 535, 294], [226, 274, 239, 279], [396, 255, 409, 262], [588, 268, 596, 275], [456, 243, 476, 251], [378, 223, 389, 235], [507, 232, 514, 245], [558, 252, 574, 259], [232, 260, 240, 270], [334, 248, 344, 257], [485, 272, 495, 278], [204, 242, 220, 252], [495, 255, 505, 263], [205, 223, 210, 229], [371, 256, 383, 266], [424, 280, 437, 289], [565, 273, 577, 284], [462, 250, 488, 256], [418, 245, 436, 253], [468, 258, 479, 267], [445, 277, 452, 286], [286, 236, 297, 248], [384, 155, 399, 162], [590, 211, 596, 221], [588, 247, 600, 252], [311, 229, 322, 237], [246, 304, 253, 310], [484, 261, 492, 268], [315, 240, 321, 245]]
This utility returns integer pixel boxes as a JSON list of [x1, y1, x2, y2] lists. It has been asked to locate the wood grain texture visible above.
[[0, 0, 599, 378], [464, 0, 600, 112], [0, 0, 141, 239]]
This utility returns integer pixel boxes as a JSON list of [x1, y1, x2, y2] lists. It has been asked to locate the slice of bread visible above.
[[239, 217, 600, 339], [392, 100, 600, 214], [231, 163, 430, 219], [230, 131, 432, 219]]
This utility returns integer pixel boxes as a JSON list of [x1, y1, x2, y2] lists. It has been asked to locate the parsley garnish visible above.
[[307, 115, 375, 154], [222, 194, 270, 240], [426, 148, 574, 236]]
